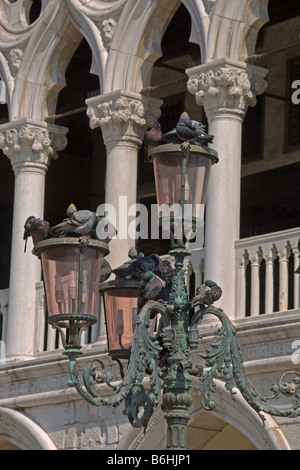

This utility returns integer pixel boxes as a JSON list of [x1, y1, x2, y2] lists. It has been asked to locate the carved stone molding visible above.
[[186, 59, 268, 119], [0, 119, 68, 172], [101, 17, 118, 50], [86, 91, 162, 148]]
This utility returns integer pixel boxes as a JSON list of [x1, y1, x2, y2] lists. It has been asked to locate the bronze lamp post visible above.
[[33, 117, 300, 451]]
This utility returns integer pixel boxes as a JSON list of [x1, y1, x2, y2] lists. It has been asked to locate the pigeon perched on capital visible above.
[[144, 122, 163, 157], [176, 112, 214, 144], [23, 216, 50, 252], [191, 280, 222, 307]]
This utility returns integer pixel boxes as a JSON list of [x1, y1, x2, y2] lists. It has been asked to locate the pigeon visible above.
[[49, 209, 99, 237], [176, 112, 214, 144], [23, 216, 50, 252], [156, 258, 174, 282], [191, 280, 222, 307], [100, 259, 112, 283], [138, 271, 166, 308], [49, 204, 115, 241], [95, 217, 117, 243], [112, 254, 160, 279], [144, 122, 163, 157]]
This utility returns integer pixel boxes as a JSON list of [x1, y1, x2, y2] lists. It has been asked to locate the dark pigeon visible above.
[[112, 254, 160, 279], [176, 112, 214, 144], [191, 280, 222, 307], [144, 122, 163, 157], [138, 271, 166, 308], [23, 216, 50, 252]]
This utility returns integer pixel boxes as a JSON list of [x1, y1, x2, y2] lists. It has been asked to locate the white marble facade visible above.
[[0, 0, 299, 450]]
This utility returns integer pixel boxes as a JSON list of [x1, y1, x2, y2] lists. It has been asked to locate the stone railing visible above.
[[235, 227, 300, 319]]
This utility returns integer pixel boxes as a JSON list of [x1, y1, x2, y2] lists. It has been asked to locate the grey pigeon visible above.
[[144, 122, 163, 157], [176, 112, 214, 144], [23, 216, 50, 252], [191, 280, 222, 307], [50, 208, 99, 238], [49, 204, 111, 240], [100, 259, 112, 283]]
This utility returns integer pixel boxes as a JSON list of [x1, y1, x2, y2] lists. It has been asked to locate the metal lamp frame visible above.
[[35, 144, 300, 451]]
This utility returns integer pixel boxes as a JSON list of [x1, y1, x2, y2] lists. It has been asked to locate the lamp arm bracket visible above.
[[198, 306, 300, 423], [65, 301, 166, 427]]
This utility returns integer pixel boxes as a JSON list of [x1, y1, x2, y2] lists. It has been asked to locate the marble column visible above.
[[86, 90, 162, 270], [0, 118, 67, 360], [187, 59, 267, 318]]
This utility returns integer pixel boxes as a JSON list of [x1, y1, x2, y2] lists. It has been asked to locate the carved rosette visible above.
[[187, 60, 268, 118], [0, 120, 68, 172], [86, 92, 162, 148]]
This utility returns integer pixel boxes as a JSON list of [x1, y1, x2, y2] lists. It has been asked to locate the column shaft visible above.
[[187, 59, 267, 318], [86, 91, 162, 269], [0, 119, 67, 360]]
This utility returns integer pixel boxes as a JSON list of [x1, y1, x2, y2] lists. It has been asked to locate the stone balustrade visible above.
[[235, 227, 300, 318]]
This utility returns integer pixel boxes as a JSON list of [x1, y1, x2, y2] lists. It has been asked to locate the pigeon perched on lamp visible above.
[[49, 204, 99, 238], [112, 253, 174, 282], [176, 112, 214, 144], [144, 122, 163, 157], [138, 271, 166, 308], [49, 204, 117, 242], [191, 280, 222, 307], [23, 216, 50, 252]]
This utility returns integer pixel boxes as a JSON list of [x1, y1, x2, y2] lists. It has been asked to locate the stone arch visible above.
[[104, 0, 181, 94], [0, 407, 57, 450], [0, 1, 83, 121], [206, 0, 269, 62], [119, 379, 291, 450]]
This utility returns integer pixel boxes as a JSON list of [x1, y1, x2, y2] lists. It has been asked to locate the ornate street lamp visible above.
[[33, 114, 300, 451], [99, 278, 139, 359], [149, 129, 218, 239], [33, 237, 109, 349]]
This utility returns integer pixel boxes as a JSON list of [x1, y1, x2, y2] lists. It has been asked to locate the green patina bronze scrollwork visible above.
[[197, 306, 300, 422], [64, 301, 166, 429]]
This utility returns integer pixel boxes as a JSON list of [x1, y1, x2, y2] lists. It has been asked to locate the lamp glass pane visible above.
[[153, 151, 212, 231], [104, 289, 139, 353], [41, 246, 103, 325]]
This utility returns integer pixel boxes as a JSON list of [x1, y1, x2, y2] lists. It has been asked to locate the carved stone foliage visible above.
[[86, 92, 161, 146], [187, 61, 267, 117], [0, 122, 67, 170]]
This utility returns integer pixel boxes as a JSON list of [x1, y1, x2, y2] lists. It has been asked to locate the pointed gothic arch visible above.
[[0, 406, 57, 450], [118, 379, 290, 450]]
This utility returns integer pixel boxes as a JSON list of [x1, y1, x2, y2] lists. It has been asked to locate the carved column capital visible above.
[[186, 59, 268, 119], [86, 90, 162, 149], [0, 119, 68, 172]]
